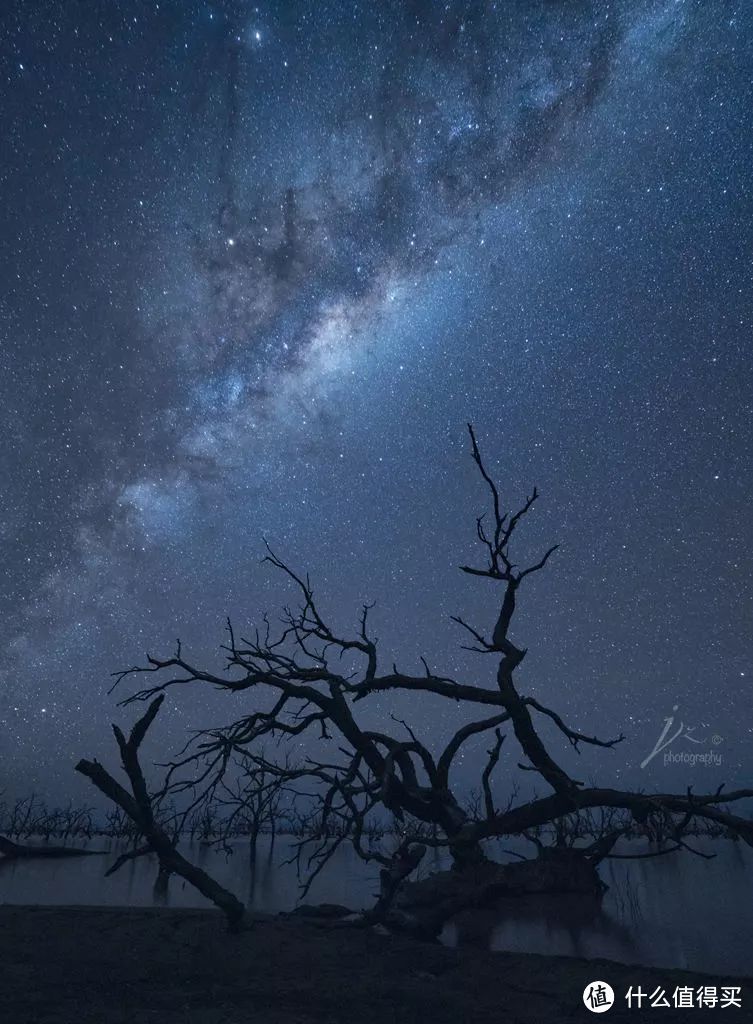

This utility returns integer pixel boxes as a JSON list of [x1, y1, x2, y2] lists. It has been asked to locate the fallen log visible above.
[[298, 847, 610, 942], [387, 847, 608, 939], [0, 835, 106, 860]]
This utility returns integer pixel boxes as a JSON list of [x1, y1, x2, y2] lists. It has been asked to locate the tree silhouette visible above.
[[81, 425, 753, 931]]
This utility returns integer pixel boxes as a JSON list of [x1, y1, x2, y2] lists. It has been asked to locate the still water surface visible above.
[[1, 836, 750, 976]]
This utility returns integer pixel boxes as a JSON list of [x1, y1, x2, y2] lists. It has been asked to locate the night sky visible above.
[[1, 1, 752, 802]]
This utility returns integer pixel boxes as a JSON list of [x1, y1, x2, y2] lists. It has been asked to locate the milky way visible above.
[[1, 0, 752, 798]]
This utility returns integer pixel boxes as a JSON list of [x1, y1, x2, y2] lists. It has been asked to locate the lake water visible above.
[[1, 836, 751, 977]]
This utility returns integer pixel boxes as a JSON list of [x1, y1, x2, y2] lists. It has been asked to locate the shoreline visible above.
[[2, 905, 752, 1023]]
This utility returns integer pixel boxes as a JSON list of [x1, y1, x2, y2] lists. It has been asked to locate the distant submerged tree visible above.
[[77, 425, 753, 937]]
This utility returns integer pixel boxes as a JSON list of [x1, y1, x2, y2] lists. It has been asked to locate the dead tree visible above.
[[4, 794, 48, 840], [216, 753, 294, 863], [102, 805, 139, 839], [187, 803, 220, 844], [102, 425, 753, 927], [0, 794, 103, 859], [75, 697, 246, 930]]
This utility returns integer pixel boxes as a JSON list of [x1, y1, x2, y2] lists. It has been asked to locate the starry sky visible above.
[[1, 0, 752, 803]]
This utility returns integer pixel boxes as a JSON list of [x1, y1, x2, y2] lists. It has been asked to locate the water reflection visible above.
[[1, 836, 750, 976]]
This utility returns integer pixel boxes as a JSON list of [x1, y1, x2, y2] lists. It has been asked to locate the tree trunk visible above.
[[448, 834, 489, 871], [78, 758, 246, 930], [249, 823, 260, 865], [391, 847, 606, 939]]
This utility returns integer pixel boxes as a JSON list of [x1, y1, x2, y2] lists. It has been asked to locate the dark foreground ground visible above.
[[1, 905, 752, 1023]]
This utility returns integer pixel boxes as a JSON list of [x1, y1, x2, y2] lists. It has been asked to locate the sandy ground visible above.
[[1, 905, 752, 1023]]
